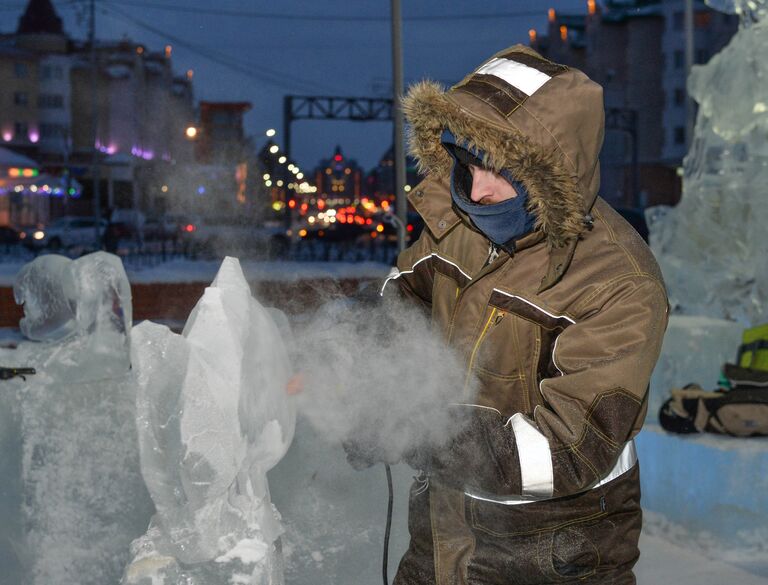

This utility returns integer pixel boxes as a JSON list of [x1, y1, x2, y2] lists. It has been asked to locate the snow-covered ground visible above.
[[636, 531, 768, 584]]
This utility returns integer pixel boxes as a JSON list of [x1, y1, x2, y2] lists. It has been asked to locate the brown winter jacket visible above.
[[386, 46, 669, 585]]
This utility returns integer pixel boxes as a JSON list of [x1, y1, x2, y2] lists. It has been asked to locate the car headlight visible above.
[[33, 230, 45, 240]]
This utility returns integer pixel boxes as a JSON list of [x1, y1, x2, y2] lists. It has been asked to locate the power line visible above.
[[98, 0, 542, 22], [100, 2, 339, 94]]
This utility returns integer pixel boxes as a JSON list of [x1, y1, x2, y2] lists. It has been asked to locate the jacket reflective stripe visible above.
[[551, 334, 565, 376], [491, 288, 575, 325], [506, 413, 554, 498], [476, 57, 551, 96], [379, 252, 472, 296], [464, 440, 638, 506]]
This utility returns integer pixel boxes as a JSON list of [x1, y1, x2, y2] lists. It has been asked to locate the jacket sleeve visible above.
[[428, 275, 669, 499], [380, 226, 437, 310]]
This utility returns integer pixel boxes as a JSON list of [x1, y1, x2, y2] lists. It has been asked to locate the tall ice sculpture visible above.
[[123, 257, 296, 585], [649, 0, 768, 324]]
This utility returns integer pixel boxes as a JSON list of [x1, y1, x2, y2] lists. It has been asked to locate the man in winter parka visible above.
[[384, 45, 669, 585]]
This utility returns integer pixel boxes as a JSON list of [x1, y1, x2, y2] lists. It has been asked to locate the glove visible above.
[[342, 436, 382, 471], [405, 405, 523, 495]]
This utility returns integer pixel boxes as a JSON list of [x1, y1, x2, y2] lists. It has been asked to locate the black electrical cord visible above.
[[383, 463, 394, 585]]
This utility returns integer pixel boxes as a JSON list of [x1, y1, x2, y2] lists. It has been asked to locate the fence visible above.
[[0, 237, 400, 272]]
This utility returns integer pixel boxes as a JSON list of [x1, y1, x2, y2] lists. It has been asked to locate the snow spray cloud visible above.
[[292, 292, 476, 465]]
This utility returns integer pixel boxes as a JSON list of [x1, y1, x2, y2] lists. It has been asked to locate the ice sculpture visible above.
[[10, 252, 152, 585], [705, 0, 767, 24], [123, 257, 295, 585], [649, 2, 768, 325]]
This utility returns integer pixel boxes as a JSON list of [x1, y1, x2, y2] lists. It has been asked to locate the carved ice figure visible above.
[[123, 257, 295, 585], [10, 252, 151, 585], [649, 1, 768, 324]]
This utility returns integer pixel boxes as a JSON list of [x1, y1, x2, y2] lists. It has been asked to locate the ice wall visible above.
[[124, 257, 295, 585], [649, 5, 768, 325], [4, 252, 153, 585]]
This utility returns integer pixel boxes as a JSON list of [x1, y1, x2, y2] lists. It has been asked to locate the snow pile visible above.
[[124, 257, 295, 585], [8, 252, 152, 585], [649, 8, 768, 324]]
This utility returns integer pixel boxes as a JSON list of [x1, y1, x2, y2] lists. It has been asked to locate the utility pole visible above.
[[89, 0, 102, 247], [684, 0, 695, 150], [391, 0, 407, 253]]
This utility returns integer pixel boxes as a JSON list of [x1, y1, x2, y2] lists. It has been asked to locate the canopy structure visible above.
[[0, 147, 82, 226]]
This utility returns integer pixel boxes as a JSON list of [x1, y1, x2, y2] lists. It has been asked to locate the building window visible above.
[[674, 50, 685, 70], [673, 11, 684, 31], [14, 92, 29, 106], [14, 62, 28, 78], [14, 121, 28, 136], [40, 123, 67, 139], [40, 64, 64, 80], [674, 126, 686, 145], [674, 88, 686, 106], [38, 93, 64, 109]]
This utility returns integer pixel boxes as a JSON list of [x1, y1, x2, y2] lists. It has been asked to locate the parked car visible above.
[[25, 216, 107, 250]]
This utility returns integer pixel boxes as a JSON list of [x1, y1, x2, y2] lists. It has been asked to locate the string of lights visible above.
[[95, 0, 542, 23]]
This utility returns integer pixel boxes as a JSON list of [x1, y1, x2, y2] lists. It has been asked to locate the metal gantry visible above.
[[282, 96, 393, 159]]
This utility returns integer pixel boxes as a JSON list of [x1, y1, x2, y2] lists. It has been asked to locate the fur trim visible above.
[[402, 81, 586, 247]]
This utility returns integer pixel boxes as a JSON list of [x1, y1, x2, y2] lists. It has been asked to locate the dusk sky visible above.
[[5, 0, 589, 170]]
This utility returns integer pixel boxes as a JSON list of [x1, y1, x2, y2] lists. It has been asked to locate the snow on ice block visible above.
[[637, 425, 768, 572], [125, 257, 295, 585], [648, 315, 743, 419]]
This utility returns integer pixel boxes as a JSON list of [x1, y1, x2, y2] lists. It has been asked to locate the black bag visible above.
[[659, 364, 768, 437]]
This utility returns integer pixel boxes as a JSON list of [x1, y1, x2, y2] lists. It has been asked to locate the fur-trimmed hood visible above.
[[403, 45, 604, 248]]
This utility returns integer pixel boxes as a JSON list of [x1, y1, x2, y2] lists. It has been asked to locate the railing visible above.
[[0, 238, 400, 269]]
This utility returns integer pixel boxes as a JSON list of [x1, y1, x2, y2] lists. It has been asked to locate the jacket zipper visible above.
[[464, 308, 503, 393], [447, 244, 508, 343]]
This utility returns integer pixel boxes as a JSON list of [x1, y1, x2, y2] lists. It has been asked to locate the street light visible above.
[[269, 144, 279, 154], [266, 128, 276, 137], [185, 126, 198, 139]]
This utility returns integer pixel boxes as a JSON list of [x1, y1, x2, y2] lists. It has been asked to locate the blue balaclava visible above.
[[441, 129, 536, 250]]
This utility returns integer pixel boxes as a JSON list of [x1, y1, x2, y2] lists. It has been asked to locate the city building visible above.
[[195, 101, 252, 165], [0, 0, 197, 227], [363, 145, 419, 204], [531, 0, 736, 208], [313, 146, 363, 207]]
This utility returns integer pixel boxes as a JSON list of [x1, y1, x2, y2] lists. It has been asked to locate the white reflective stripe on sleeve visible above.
[[507, 412, 554, 498], [379, 267, 401, 296], [475, 57, 551, 96], [551, 335, 564, 375], [379, 252, 472, 296], [463, 439, 639, 505], [592, 440, 637, 489]]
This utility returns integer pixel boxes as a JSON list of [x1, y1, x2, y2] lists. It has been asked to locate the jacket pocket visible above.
[[466, 497, 606, 585], [468, 488, 607, 538], [539, 522, 601, 581]]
